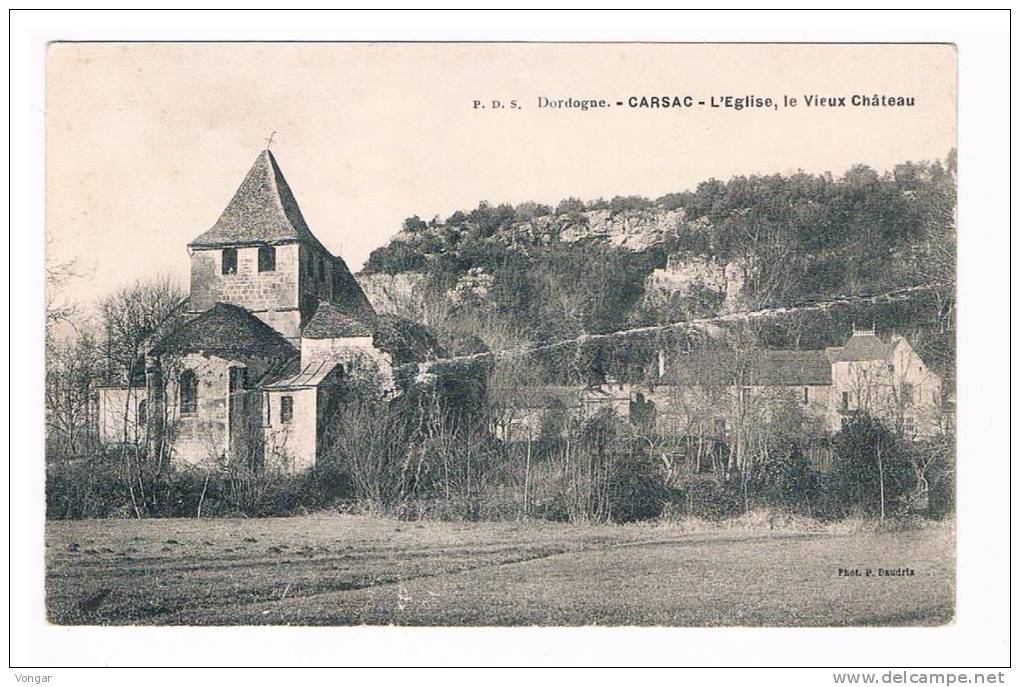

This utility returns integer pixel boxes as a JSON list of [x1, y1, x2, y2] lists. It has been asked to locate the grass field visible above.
[[45, 514, 954, 626]]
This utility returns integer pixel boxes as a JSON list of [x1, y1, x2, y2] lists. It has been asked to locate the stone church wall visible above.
[[188, 243, 302, 338]]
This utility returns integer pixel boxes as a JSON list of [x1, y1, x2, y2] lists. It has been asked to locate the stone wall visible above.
[[96, 387, 147, 445], [163, 351, 278, 467], [299, 243, 342, 304], [263, 387, 317, 473], [188, 243, 302, 337], [301, 336, 396, 395]]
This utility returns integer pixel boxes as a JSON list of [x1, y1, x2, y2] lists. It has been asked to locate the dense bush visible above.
[[829, 414, 915, 517], [744, 442, 821, 514], [46, 452, 133, 519], [666, 478, 745, 520], [46, 408, 946, 527], [610, 447, 670, 523], [45, 454, 356, 519]]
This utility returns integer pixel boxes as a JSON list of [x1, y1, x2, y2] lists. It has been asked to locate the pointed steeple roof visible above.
[[189, 150, 321, 249]]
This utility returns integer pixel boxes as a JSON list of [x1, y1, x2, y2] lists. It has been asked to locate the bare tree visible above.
[[322, 400, 414, 511], [98, 276, 186, 387], [45, 237, 89, 342], [96, 276, 186, 517], [45, 330, 104, 457], [557, 409, 617, 524]]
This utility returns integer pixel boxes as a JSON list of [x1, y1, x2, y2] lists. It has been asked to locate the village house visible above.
[[488, 385, 618, 442], [488, 327, 944, 456], [97, 149, 446, 472], [607, 327, 945, 442]]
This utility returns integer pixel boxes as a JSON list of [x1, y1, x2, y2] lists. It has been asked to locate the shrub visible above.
[[513, 201, 552, 222], [402, 215, 428, 232], [917, 435, 955, 518], [609, 195, 654, 215], [745, 442, 821, 514], [45, 450, 357, 519], [667, 478, 744, 520], [610, 447, 669, 523], [555, 197, 586, 215], [46, 451, 132, 519], [830, 414, 914, 517], [363, 241, 426, 274]]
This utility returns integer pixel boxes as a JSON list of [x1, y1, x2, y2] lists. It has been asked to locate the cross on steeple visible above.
[[264, 130, 277, 150]]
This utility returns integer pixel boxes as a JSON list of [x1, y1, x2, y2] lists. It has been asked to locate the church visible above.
[[96, 149, 449, 472]]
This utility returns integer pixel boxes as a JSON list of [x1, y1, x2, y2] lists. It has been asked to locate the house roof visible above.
[[301, 298, 375, 339], [262, 360, 342, 390], [825, 331, 895, 363], [151, 303, 297, 358], [301, 300, 444, 365], [666, 349, 833, 387]]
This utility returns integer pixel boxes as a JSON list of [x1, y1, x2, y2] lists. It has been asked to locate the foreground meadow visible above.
[[45, 514, 954, 626]]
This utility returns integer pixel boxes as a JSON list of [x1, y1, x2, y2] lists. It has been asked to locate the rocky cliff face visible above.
[[356, 268, 500, 319], [642, 257, 747, 314], [519, 208, 688, 251], [356, 272, 429, 320], [382, 207, 691, 255], [358, 205, 748, 324]]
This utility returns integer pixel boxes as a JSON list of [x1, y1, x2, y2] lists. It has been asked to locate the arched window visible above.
[[137, 399, 147, 425], [180, 370, 198, 414], [258, 244, 276, 272]]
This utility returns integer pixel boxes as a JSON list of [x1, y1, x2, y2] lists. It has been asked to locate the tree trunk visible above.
[[877, 438, 886, 520], [523, 433, 532, 518], [196, 470, 211, 518]]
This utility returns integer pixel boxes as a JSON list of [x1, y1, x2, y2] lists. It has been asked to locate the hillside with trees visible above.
[[359, 153, 957, 385]]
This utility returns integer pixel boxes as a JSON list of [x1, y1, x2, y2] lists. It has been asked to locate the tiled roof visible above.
[[666, 349, 832, 387], [329, 260, 376, 316], [826, 332, 894, 363], [189, 150, 377, 318], [300, 300, 444, 365], [252, 356, 300, 387], [152, 303, 297, 358], [262, 360, 343, 390], [189, 150, 322, 249], [301, 299, 375, 339]]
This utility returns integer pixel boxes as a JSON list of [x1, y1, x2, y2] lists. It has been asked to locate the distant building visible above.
[[488, 385, 618, 442], [607, 327, 945, 441]]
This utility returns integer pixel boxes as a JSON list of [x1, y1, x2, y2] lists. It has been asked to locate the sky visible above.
[[46, 42, 956, 309]]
